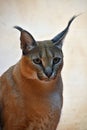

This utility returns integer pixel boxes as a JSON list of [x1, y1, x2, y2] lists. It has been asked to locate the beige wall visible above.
[[0, 0, 87, 129]]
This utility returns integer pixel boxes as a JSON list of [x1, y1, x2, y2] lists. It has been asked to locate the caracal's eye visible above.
[[53, 57, 61, 64], [33, 58, 42, 64]]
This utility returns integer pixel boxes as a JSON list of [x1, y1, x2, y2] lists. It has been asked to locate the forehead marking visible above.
[[40, 44, 53, 67]]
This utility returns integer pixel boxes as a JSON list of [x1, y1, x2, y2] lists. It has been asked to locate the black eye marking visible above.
[[33, 58, 42, 65], [53, 57, 61, 64]]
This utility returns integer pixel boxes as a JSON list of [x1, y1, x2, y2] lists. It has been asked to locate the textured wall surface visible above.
[[0, 0, 87, 130]]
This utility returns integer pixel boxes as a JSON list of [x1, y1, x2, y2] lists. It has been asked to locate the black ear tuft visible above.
[[14, 26, 24, 32], [52, 15, 80, 49]]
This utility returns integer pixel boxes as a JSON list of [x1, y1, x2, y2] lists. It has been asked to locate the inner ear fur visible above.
[[14, 26, 37, 54]]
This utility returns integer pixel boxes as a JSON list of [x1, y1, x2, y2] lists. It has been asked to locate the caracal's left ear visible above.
[[14, 26, 37, 55], [51, 15, 79, 49]]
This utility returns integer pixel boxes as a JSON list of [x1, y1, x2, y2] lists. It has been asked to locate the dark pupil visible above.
[[53, 57, 60, 64], [33, 58, 41, 64]]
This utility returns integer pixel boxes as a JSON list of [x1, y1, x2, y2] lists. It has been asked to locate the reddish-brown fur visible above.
[[0, 16, 77, 130], [0, 58, 63, 130]]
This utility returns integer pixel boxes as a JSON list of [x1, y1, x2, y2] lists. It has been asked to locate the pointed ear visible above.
[[51, 15, 78, 49], [14, 26, 37, 55]]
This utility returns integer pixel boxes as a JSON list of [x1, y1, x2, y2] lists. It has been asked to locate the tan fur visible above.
[[0, 56, 63, 130], [0, 16, 77, 129]]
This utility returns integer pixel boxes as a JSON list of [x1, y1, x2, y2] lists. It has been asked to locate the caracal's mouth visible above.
[[38, 74, 56, 82]]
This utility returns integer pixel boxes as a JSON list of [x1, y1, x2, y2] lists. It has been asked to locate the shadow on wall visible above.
[[0, 0, 87, 130]]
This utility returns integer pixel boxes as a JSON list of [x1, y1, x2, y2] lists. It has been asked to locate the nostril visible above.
[[44, 67, 52, 78]]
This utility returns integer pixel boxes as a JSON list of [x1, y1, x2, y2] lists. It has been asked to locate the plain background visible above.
[[0, 0, 87, 130]]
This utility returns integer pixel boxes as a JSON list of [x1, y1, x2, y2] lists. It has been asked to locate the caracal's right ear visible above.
[[14, 26, 37, 55]]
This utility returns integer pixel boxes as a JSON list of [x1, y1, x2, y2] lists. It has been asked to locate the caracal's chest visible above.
[[22, 91, 61, 130], [1, 69, 63, 130]]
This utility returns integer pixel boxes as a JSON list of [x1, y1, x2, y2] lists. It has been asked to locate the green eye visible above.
[[53, 57, 61, 64], [33, 58, 42, 64]]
